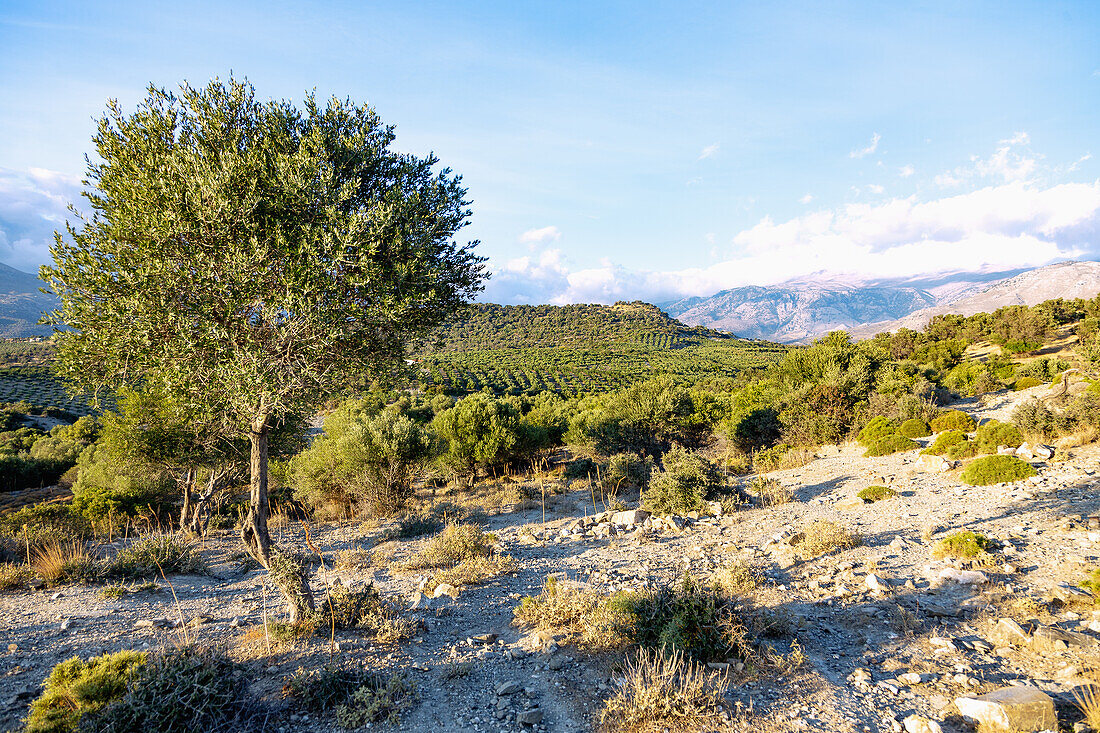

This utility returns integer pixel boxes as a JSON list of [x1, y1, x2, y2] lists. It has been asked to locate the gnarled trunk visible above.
[[242, 419, 314, 624], [179, 467, 196, 532]]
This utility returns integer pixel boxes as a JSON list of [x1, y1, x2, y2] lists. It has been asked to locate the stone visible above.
[[989, 618, 1031, 648], [836, 495, 866, 510], [547, 654, 569, 670], [470, 633, 498, 645], [902, 714, 942, 733], [955, 686, 1056, 732], [1052, 583, 1093, 603], [432, 583, 460, 599], [848, 668, 872, 689], [865, 574, 891, 593], [495, 681, 521, 695], [915, 454, 953, 473], [187, 615, 212, 627], [1030, 625, 1096, 651], [937, 568, 988, 586], [611, 509, 650, 526], [899, 672, 925, 685], [517, 708, 543, 725]]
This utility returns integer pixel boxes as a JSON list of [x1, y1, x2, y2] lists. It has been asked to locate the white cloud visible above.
[[868, 184, 885, 194], [899, 165, 915, 178], [698, 143, 719, 160], [936, 132, 1037, 188], [483, 178, 1100, 305], [518, 225, 561, 245], [799, 193, 814, 204], [1069, 153, 1092, 172], [0, 167, 84, 272], [850, 133, 881, 159]]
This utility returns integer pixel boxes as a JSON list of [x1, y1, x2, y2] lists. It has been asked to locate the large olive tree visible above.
[[42, 77, 485, 621]]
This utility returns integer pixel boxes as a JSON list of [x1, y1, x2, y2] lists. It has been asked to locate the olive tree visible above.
[[42, 77, 485, 621]]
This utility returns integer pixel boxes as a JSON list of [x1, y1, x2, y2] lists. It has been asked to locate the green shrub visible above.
[[0, 562, 32, 591], [1013, 376, 1042, 391], [857, 485, 897, 503], [642, 445, 723, 515], [604, 452, 653, 489], [897, 418, 931, 438], [930, 410, 976, 433], [945, 441, 979, 460], [71, 445, 175, 524], [285, 665, 415, 727], [857, 416, 897, 446], [921, 429, 968, 456], [104, 534, 206, 579], [25, 650, 147, 733], [974, 420, 1023, 452], [751, 476, 793, 506], [931, 530, 991, 559], [1080, 568, 1100, 601], [563, 457, 597, 480], [1011, 398, 1058, 440], [960, 455, 1037, 486], [0, 502, 90, 554], [87, 647, 256, 733], [863, 435, 918, 457]]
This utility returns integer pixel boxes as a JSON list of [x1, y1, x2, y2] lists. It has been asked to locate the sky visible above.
[[1, 0, 1098, 305]]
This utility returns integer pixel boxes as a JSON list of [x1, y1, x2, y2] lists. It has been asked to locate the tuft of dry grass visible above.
[[427, 554, 518, 593], [710, 560, 761, 595], [1075, 668, 1100, 732], [32, 539, 92, 584], [599, 647, 729, 733], [751, 476, 793, 507], [403, 523, 494, 570], [796, 521, 861, 559]]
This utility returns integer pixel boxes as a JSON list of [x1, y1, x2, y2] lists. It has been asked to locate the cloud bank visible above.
[[485, 177, 1100, 305], [0, 167, 83, 273]]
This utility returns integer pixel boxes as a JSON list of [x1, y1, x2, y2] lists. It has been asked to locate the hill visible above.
[[849, 261, 1100, 339], [415, 301, 786, 395], [0, 263, 55, 338]]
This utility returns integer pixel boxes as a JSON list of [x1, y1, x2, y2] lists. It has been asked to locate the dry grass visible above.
[[710, 560, 761, 595], [31, 539, 92, 584], [333, 548, 375, 570], [427, 554, 518, 593], [1056, 425, 1100, 450], [751, 477, 793, 507], [1075, 668, 1100, 731], [796, 521, 862, 559], [403, 523, 494, 570], [599, 647, 729, 733]]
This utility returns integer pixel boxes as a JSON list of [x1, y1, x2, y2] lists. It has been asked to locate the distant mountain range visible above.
[[3, 259, 1100, 344], [0, 263, 54, 338], [664, 261, 1100, 343]]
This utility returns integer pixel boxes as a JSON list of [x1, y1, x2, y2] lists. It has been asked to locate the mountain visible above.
[[664, 283, 937, 342], [847, 261, 1100, 339], [0, 263, 54, 338]]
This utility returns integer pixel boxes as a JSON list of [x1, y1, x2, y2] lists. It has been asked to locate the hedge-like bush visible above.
[[922, 430, 967, 456], [857, 485, 897, 502], [863, 435, 918, 457], [898, 419, 931, 438], [1013, 376, 1042, 391], [960, 455, 1037, 486], [930, 410, 976, 433], [974, 420, 1023, 452], [857, 416, 897, 446]]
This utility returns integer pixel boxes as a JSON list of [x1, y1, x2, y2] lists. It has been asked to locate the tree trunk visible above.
[[179, 467, 196, 532], [242, 419, 314, 624]]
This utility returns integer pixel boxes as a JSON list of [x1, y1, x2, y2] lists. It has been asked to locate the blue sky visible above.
[[1, 0, 1098, 304]]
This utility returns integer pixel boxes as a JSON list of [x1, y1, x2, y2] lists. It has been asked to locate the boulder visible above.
[[611, 509, 650, 526], [989, 618, 1030, 648], [915, 454, 953, 473], [902, 715, 942, 733], [1030, 625, 1097, 651], [432, 583, 460, 599], [955, 686, 1056, 732]]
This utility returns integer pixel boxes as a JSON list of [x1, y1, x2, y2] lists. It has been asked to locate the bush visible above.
[[87, 647, 257, 733], [604, 452, 653, 489], [404, 523, 492, 569], [0, 503, 90, 554], [960, 455, 1037, 486], [32, 540, 95, 585], [863, 435, 918, 457], [751, 476, 793, 506], [25, 650, 147, 733], [0, 562, 32, 591], [1013, 376, 1042, 391], [898, 419, 931, 438], [563, 457, 597, 481], [931, 530, 991, 559], [857, 485, 897, 503], [1012, 398, 1058, 440], [104, 534, 206, 579], [921, 430, 967, 456], [974, 420, 1023, 452], [930, 410, 976, 433], [642, 446, 723, 515], [70, 445, 175, 524], [857, 416, 897, 446], [797, 520, 861, 559]]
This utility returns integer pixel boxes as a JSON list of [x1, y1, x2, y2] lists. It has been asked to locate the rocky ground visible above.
[[2, 385, 1099, 732]]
